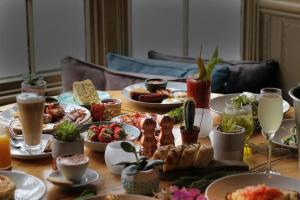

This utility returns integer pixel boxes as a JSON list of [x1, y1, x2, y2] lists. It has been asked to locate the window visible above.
[[131, 0, 241, 60], [0, 0, 85, 104], [0, 0, 28, 79], [0, 0, 85, 79], [33, 0, 85, 73]]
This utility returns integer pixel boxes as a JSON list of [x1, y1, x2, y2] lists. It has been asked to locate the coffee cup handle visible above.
[[9, 120, 23, 140]]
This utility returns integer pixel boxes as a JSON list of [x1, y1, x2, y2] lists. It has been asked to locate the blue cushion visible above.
[[211, 64, 231, 93], [106, 53, 198, 78]]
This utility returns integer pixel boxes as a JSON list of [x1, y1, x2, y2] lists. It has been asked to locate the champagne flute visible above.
[[258, 88, 283, 173]]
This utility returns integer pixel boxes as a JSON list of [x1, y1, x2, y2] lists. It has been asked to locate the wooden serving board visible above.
[[160, 159, 249, 180]]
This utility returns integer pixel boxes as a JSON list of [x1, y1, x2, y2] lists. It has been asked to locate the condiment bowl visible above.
[[144, 78, 168, 92]]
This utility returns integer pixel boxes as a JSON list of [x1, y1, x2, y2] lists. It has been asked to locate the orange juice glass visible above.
[[0, 129, 11, 170]]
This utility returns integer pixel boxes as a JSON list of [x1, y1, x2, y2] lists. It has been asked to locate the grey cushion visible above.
[[148, 50, 280, 93], [61, 57, 185, 92]]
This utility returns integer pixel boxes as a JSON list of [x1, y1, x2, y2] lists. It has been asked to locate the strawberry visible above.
[[89, 125, 99, 133], [98, 132, 113, 143], [90, 131, 99, 142], [100, 127, 114, 136], [109, 123, 119, 130], [113, 127, 127, 140], [98, 125, 105, 132]]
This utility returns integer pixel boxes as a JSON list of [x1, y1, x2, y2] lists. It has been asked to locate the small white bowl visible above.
[[104, 141, 136, 175], [56, 154, 89, 183]]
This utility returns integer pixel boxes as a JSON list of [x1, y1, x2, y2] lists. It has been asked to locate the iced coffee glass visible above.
[[14, 93, 45, 153]]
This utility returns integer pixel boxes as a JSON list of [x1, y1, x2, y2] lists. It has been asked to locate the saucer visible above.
[[11, 134, 52, 160], [47, 168, 100, 188]]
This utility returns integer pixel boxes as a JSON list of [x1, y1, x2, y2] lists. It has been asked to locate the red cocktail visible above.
[[187, 78, 211, 109]]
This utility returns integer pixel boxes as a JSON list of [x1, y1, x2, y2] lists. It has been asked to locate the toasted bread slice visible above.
[[0, 175, 16, 200]]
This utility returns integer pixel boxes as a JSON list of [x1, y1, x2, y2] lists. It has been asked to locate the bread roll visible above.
[[193, 144, 214, 168], [152, 144, 174, 161], [178, 143, 200, 169], [152, 143, 213, 172], [163, 145, 185, 172]]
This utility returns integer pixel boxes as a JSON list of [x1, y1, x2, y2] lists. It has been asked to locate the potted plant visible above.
[[115, 141, 164, 195], [180, 99, 200, 144], [52, 120, 83, 169], [210, 118, 246, 161], [21, 73, 47, 96]]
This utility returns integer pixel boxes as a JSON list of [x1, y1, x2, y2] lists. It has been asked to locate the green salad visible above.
[[281, 126, 298, 146], [231, 92, 258, 116]]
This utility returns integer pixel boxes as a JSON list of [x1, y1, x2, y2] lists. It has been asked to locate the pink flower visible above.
[[169, 187, 207, 200]]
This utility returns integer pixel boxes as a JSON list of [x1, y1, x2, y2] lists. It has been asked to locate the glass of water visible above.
[[258, 88, 283, 173]]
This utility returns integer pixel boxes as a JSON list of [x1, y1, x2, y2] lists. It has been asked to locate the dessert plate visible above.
[[210, 93, 290, 114], [47, 168, 100, 188], [57, 91, 110, 106], [272, 119, 297, 150], [11, 134, 52, 160], [0, 103, 91, 132], [122, 81, 186, 109], [205, 173, 300, 200], [0, 171, 46, 200]]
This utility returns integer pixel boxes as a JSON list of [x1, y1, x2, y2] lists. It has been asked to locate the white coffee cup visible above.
[[56, 154, 89, 183]]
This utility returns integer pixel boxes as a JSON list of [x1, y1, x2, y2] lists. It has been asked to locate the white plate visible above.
[[82, 122, 140, 152], [210, 93, 290, 114], [87, 194, 157, 200], [121, 81, 186, 109], [11, 134, 52, 160], [205, 173, 300, 200], [0, 103, 91, 132], [0, 171, 46, 200], [273, 119, 297, 150], [47, 168, 100, 188]]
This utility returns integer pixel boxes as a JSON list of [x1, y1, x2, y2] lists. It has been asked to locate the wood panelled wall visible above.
[[244, 0, 300, 101]]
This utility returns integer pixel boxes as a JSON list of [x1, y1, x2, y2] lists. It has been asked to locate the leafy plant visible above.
[[219, 118, 242, 133], [173, 171, 237, 192], [74, 189, 97, 200], [194, 47, 222, 81], [115, 141, 164, 175], [183, 99, 195, 132], [23, 73, 43, 86], [53, 120, 82, 141], [167, 107, 183, 123]]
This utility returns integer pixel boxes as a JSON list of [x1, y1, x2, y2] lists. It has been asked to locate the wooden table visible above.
[[1, 91, 300, 200]]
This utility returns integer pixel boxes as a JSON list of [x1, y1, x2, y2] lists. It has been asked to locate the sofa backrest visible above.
[[61, 57, 184, 92]]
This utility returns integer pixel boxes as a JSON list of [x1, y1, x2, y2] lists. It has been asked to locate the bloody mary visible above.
[[187, 78, 211, 109]]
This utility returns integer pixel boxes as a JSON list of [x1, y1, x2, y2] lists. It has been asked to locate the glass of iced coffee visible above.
[[10, 93, 45, 153]]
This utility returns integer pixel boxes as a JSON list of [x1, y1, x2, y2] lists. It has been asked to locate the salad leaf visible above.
[[167, 107, 183, 123], [282, 126, 298, 146], [194, 47, 222, 81], [205, 47, 222, 80]]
